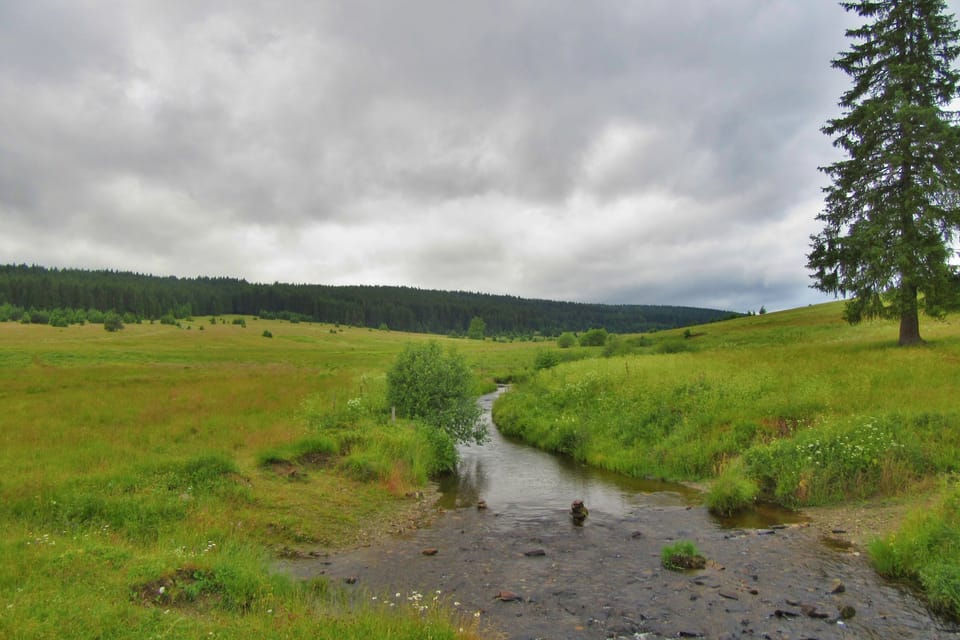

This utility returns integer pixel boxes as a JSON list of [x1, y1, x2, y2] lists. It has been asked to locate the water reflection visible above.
[[436, 387, 701, 527]]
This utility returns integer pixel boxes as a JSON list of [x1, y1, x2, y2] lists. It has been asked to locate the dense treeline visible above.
[[0, 264, 738, 335]]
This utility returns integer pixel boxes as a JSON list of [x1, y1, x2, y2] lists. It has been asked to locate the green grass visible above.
[[870, 481, 960, 618], [661, 540, 705, 571], [0, 318, 536, 639]]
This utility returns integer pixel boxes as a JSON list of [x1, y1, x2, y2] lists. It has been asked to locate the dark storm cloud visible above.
[[4, 1, 951, 312]]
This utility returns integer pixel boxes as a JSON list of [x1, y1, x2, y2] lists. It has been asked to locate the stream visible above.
[[282, 387, 958, 639]]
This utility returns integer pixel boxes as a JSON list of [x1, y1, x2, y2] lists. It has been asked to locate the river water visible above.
[[284, 387, 959, 639]]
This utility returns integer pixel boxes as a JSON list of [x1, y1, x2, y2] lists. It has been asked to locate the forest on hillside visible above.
[[0, 264, 739, 335]]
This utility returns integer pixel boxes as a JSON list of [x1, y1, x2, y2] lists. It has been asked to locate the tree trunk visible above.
[[898, 283, 922, 346]]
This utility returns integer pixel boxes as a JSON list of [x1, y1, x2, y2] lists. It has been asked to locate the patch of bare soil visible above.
[[803, 497, 927, 550]]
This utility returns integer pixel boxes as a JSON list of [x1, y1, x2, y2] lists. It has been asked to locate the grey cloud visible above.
[[2, 1, 952, 311]]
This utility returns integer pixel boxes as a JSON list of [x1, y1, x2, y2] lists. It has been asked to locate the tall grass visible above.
[[0, 318, 535, 639], [870, 481, 960, 618]]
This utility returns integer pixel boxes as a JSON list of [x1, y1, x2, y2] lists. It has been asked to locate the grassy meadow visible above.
[[0, 317, 540, 639], [5, 302, 960, 632], [493, 301, 960, 616]]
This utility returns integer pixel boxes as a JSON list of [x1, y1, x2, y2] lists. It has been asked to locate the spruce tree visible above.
[[808, 0, 960, 345]]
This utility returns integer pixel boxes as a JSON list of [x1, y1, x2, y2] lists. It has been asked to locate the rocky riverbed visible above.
[[281, 497, 956, 639]]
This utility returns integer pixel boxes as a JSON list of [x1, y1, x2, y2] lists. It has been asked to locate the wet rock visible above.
[[421, 548, 438, 556], [800, 603, 830, 619], [829, 579, 846, 594], [344, 576, 358, 584], [773, 608, 799, 618], [839, 604, 857, 619], [523, 548, 546, 557], [570, 499, 589, 525], [719, 592, 739, 600], [494, 590, 522, 602], [630, 530, 645, 539], [477, 499, 487, 510]]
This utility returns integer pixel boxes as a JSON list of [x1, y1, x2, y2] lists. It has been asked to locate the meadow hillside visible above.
[[493, 301, 960, 616], [0, 317, 541, 639]]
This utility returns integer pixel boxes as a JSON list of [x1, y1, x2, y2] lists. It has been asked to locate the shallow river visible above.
[[283, 387, 958, 639]]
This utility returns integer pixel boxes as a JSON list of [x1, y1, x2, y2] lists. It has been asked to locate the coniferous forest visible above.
[[0, 264, 738, 335]]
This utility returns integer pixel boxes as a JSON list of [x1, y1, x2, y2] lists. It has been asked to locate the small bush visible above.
[[232, 318, 246, 327], [534, 349, 561, 370], [579, 328, 609, 347], [557, 332, 577, 348], [103, 312, 124, 332], [386, 341, 483, 445], [262, 330, 273, 338]]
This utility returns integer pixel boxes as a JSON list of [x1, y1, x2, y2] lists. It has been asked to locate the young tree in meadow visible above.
[[467, 316, 486, 340], [386, 341, 485, 445], [808, 0, 960, 345]]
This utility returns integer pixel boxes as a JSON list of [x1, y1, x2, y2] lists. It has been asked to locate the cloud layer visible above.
[[5, 1, 949, 312]]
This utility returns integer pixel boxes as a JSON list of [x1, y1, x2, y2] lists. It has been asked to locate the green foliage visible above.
[[870, 481, 960, 618], [661, 540, 705, 571], [232, 317, 246, 327], [48, 308, 70, 327], [579, 328, 609, 347], [0, 302, 24, 322], [467, 316, 486, 340], [556, 332, 577, 348], [262, 329, 273, 338], [386, 341, 484, 446], [534, 349, 561, 370], [808, 0, 960, 345], [103, 311, 124, 332], [706, 462, 758, 516]]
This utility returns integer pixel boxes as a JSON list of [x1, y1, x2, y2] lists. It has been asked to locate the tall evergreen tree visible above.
[[808, 0, 960, 345]]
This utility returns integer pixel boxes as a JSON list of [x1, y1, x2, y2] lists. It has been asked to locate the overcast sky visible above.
[[3, 1, 958, 313]]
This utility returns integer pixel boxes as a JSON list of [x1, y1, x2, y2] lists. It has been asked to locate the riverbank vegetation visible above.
[[0, 318, 535, 639], [493, 301, 960, 616]]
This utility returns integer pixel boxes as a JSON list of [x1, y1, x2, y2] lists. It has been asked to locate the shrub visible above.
[[467, 316, 486, 340], [103, 312, 124, 332], [29, 309, 50, 324], [579, 328, 609, 347], [386, 341, 484, 445], [534, 349, 561, 370], [232, 318, 246, 327], [262, 330, 273, 338], [556, 332, 577, 348], [48, 309, 70, 327]]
